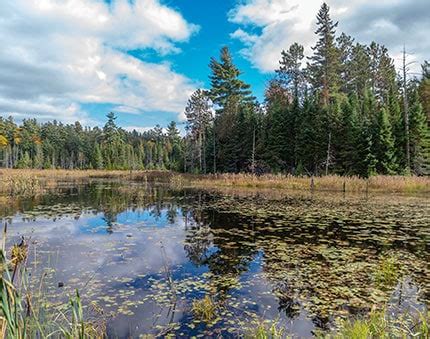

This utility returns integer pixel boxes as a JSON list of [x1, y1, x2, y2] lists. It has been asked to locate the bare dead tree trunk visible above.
[[203, 133, 207, 174], [183, 141, 187, 173], [402, 46, 411, 173], [198, 130, 202, 173], [213, 128, 216, 174], [251, 125, 256, 174], [325, 131, 332, 176]]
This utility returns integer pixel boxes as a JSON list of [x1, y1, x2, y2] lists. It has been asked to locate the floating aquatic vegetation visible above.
[[0, 180, 429, 337]]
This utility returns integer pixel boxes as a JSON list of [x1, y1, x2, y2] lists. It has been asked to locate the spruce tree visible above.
[[337, 95, 360, 174], [263, 80, 290, 171], [409, 89, 430, 175], [373, 107, 397, 174], [93, 143, 103, 169], [418, 61, 430, 123], [355, 121, 377, 178]]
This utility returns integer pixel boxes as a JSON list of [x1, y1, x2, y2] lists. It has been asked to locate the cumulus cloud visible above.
[[229, 0, 429, 74], [0, 0, 199, 124]]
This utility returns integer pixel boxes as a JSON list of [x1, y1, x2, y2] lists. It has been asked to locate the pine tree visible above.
[[336, 33, 354, 94], [277, 43, 305, 99], [349, 43, 371, 99], [368, 42, 396, 102], [209, 47, 255, 172], [209, 47, 254, 110], [307, 3, 340, 106], [184, 89, 212, 173]]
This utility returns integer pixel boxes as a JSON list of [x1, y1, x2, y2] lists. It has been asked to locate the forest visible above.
[[0, 3, 429, 177]]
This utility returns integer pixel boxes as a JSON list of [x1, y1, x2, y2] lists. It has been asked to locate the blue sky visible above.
[[0, 0, 428, 132], [95, 0, 270, 130]]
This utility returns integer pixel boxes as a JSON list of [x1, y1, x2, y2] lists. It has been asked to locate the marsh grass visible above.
[[244, 319, 285, 339], [191, 295, 216, 322], [329, 309, 430, 339], [1, 170, 428, 196], [374, 256, 400, 288], [192, 173, 430, 193]]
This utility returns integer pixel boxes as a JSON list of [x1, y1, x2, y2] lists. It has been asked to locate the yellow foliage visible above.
[[0, 135, 8, 148]]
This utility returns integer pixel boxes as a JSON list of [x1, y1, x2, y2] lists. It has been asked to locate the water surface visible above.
[[1, 181, 429, 337]]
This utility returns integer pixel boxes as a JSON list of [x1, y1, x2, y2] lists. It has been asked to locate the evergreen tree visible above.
[[208, 47, 255, 172], [349, 43, 371, 99], [185, 89, 212, 173], [337, 95, 360, 174], [373, 107, 397, 174], [336, 33, 355, 94], [277, 43, 305, 99], [93, 143, 104, 169], [409, 89, 430, 174], [166, 121, 182, 170], [355, 121, 377, 178], [307, 3, 340, 106], [209, 47, 254, 110], [418, 61, 430, 123]]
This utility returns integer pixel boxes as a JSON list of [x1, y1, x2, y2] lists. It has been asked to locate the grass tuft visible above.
[[191, 295, 216, 322], [244, 319, 284, 339], [374, 256, 400, 288]]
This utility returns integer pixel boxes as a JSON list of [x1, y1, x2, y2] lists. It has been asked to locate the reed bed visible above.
[[191, 173, 430, 193]]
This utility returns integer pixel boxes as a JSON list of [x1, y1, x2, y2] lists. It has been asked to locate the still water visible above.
[[1, 181, 429, 337]]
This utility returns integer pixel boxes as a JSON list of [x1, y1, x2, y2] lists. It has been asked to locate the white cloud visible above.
[[229, 0, 429, 74], [0, 0, 199, 124]]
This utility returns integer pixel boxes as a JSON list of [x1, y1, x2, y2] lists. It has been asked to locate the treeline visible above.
[[1, 3, 429, 176], [0, 113, 183, 170], [184, 3, 430, 177]]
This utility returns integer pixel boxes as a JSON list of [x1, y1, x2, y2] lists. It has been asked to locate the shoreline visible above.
[[0, 169, 429, 195]]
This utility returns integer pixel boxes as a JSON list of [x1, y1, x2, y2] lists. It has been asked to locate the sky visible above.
[[0, 0, 428, 132]]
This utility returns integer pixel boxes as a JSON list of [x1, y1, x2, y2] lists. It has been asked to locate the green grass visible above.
[[328, 309, 430, 339], [244, 320, 285, 339], [374, 255, 400, 288], [191, 295, 216, 323]]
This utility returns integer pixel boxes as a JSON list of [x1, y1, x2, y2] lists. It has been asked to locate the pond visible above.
[[1, 180, 429, 337]]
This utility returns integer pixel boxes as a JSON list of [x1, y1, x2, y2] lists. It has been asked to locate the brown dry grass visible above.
[[0, 169, 428, 195], [191, 173, 430, 193], [0, 169, 172, 196]]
